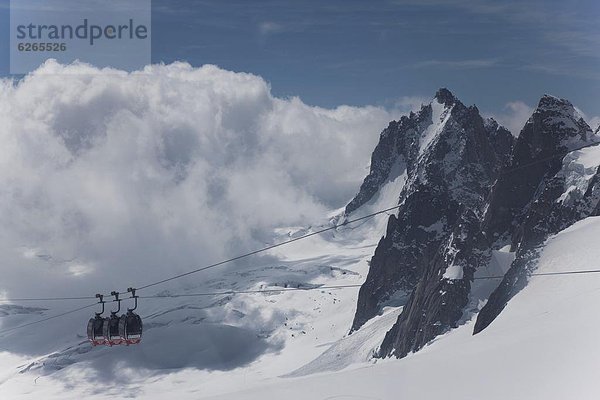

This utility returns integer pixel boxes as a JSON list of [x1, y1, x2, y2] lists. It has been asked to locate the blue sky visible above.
[[1, 0, 599, 118]]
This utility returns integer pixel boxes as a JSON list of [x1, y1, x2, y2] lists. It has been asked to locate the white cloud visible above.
[[258, 21, 283, 36], [0, 60, 400, 300], [487, 101, 534, 136]]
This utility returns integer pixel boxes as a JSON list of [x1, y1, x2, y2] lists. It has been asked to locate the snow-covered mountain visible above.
[[348, 89, 600, 359], [349, 88, 514, 357], [475, 94, 600, 333]]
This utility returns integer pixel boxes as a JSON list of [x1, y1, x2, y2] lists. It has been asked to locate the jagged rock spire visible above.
[[434, 88, 457, 108], [349, 89, 513, 351]]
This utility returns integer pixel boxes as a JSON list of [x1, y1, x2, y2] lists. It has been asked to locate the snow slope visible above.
[[286, 306, 402, 377], [419, 98, 453, 155], [201, 216, 600, 400]]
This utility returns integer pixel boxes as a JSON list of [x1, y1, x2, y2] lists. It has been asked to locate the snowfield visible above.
[[2, 208, 600, 398], [0, 200, 392, 399], [205, 216, 600, 400]]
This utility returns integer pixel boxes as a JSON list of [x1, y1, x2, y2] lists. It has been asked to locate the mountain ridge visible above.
[[347, 88, 600, 358]]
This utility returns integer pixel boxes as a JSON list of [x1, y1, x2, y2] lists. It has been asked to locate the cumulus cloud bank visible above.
[[0, 61, 400, 299]]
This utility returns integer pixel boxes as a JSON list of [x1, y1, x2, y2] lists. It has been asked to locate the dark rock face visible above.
[[474, 96, 598, 334], [478, 177, 600, 331], [482, 95, 594, 245], [350, 89, 513, 344], [485, 118, 514, 168], [345, 110, 429, 215], [352, 189, 459, 331], [379, 208, 490, 357], [349, 90, 600, 358]]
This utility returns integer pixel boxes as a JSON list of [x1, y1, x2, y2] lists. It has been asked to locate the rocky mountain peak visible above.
[[482, 94, 595, 245], [474, 97, 600, 335], [525, 94, 593, 146], [345, 90, 458, 215], [349, 90, 600, 360], [537, 94, 573, 112], [349, 89, 513, 346], [434, 88, 458, 108]]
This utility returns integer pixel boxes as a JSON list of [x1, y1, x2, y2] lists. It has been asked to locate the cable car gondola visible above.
[[103, 291, 125, 346], [86, 288, 143, 347], [87, 294, 107, 346], [119, 288, 143, 345]]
